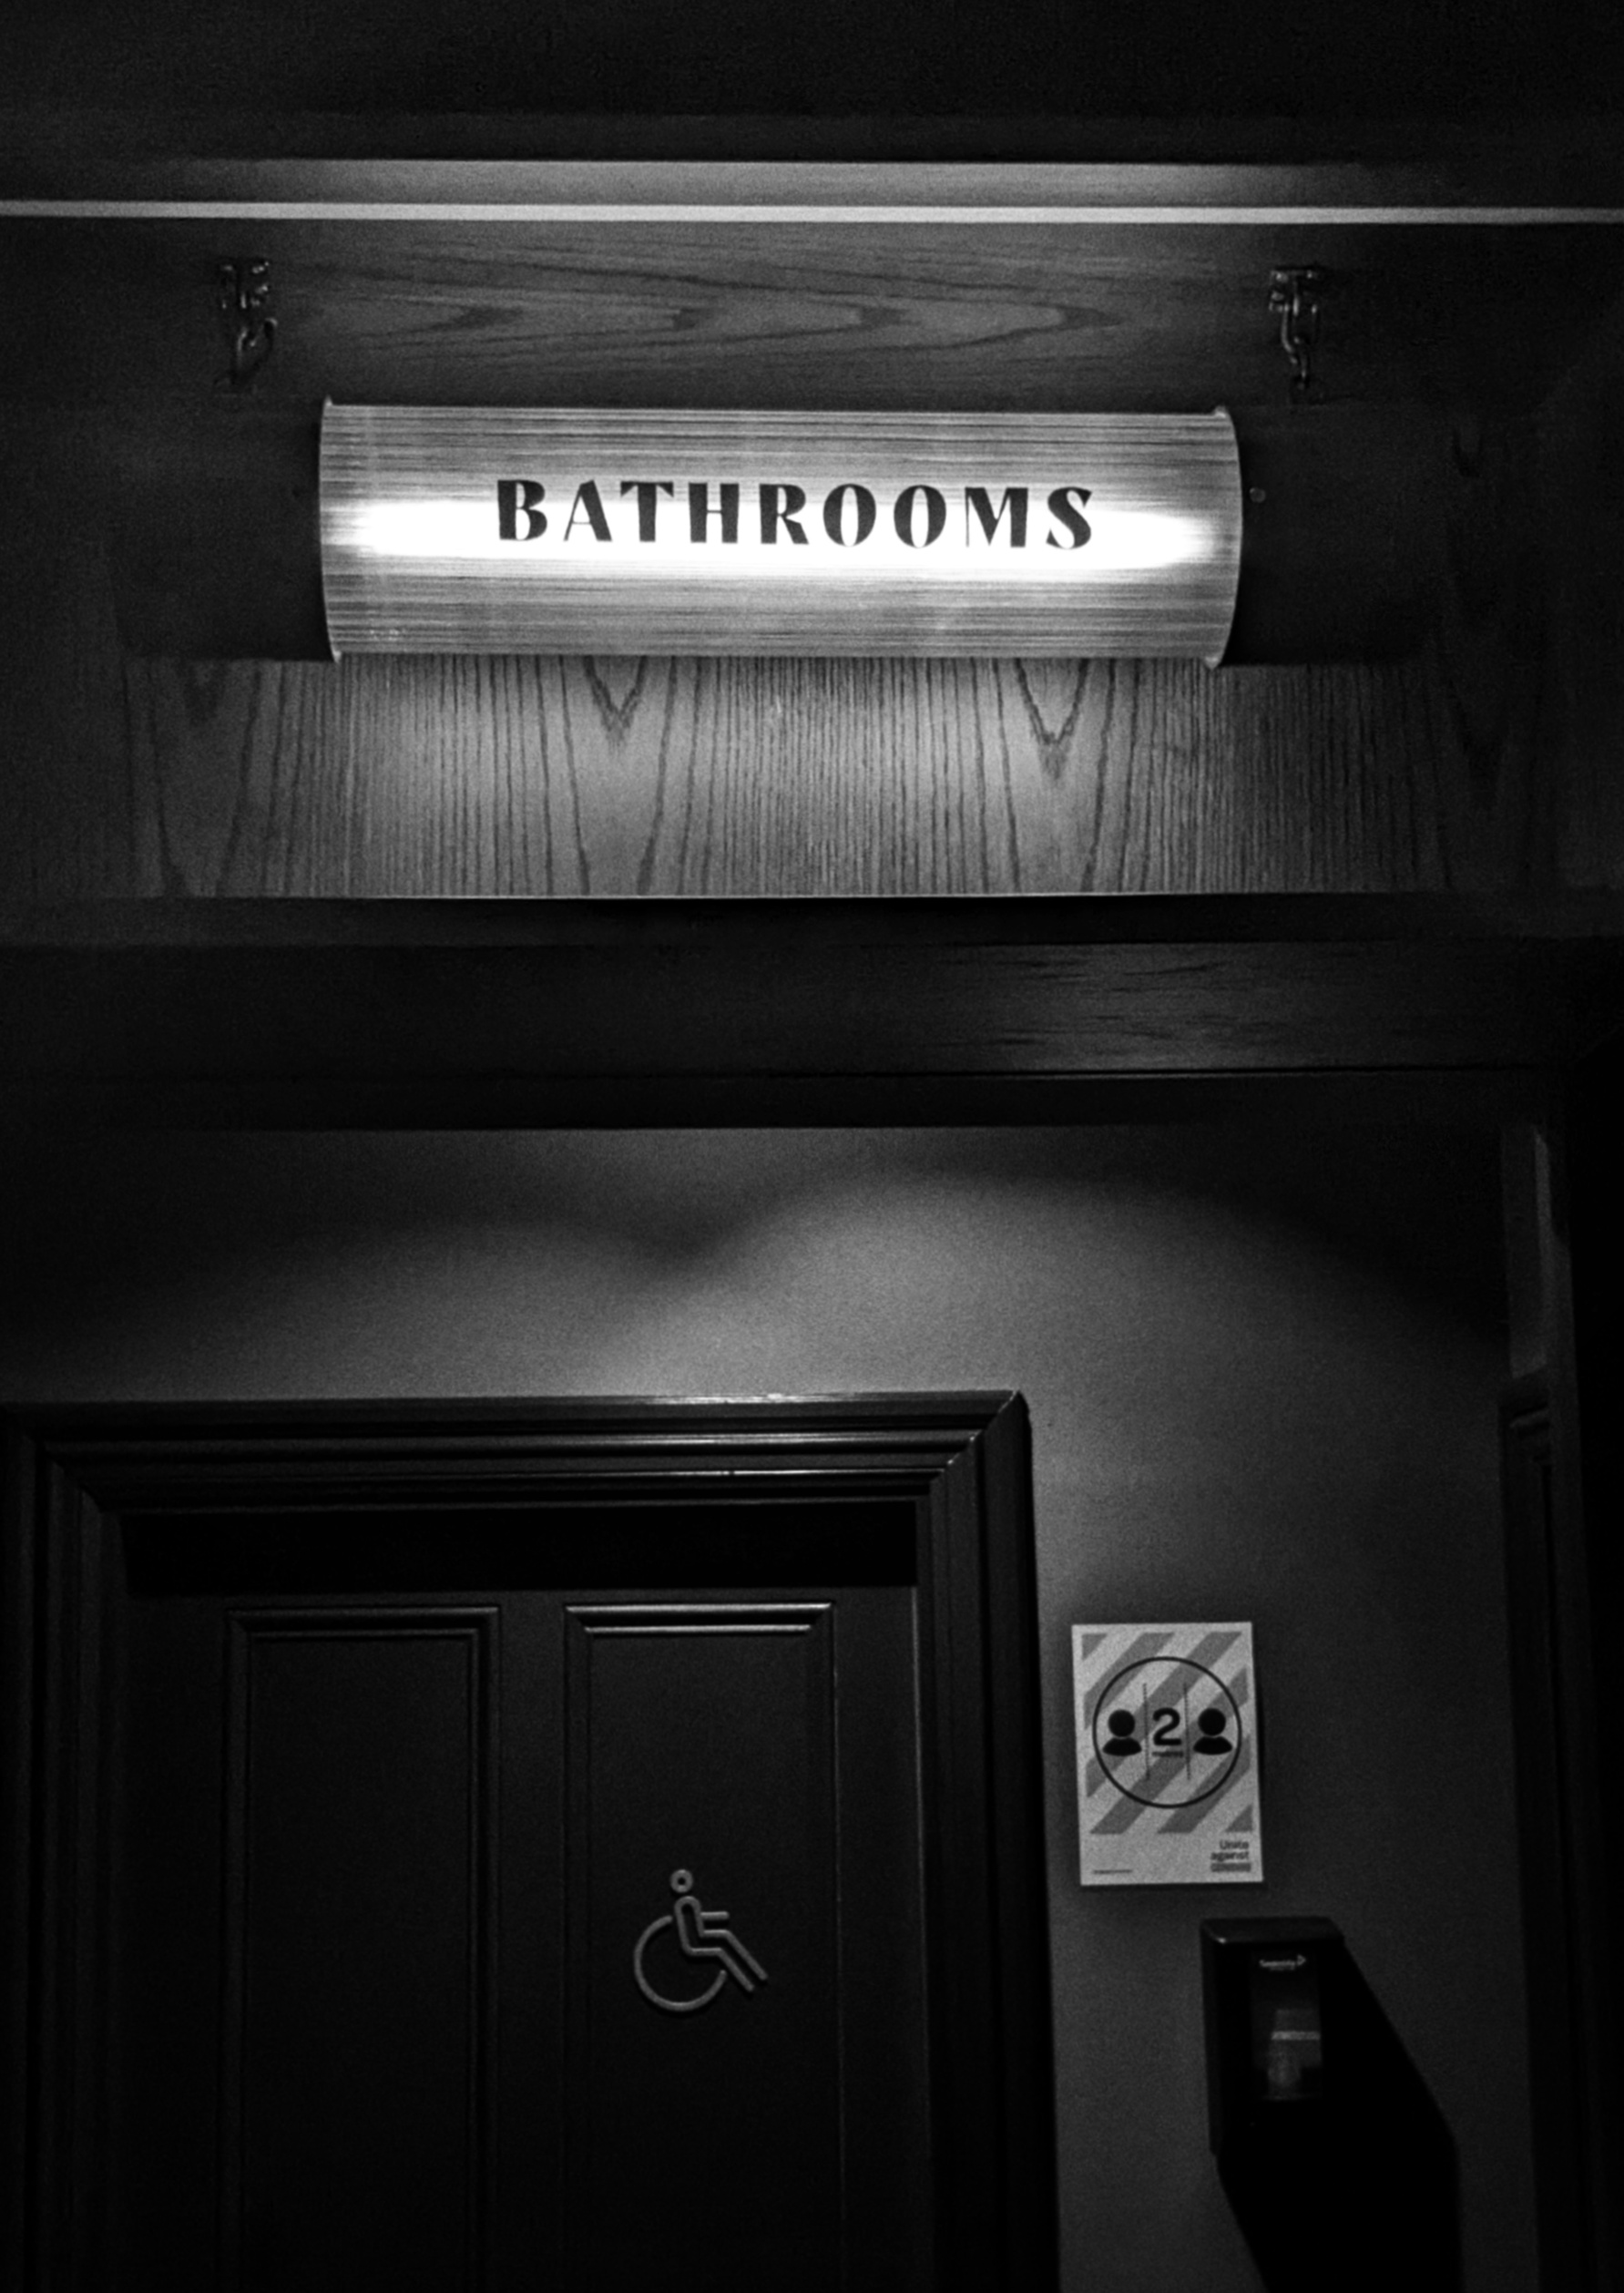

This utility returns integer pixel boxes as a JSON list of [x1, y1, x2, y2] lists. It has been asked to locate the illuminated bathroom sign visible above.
[[320, 404, 1242, 659]]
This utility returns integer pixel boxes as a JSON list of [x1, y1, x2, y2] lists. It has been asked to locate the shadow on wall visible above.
[[0, 1124, 1506, 1398], [1217, 1947, 1462, 2293]]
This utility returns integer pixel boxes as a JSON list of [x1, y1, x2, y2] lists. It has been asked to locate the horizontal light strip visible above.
[[5, 200, 1623, 225]]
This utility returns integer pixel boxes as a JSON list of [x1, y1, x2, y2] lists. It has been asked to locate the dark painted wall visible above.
[[0, 1122, 1529, 2290], [4, 0, 1621, 116]]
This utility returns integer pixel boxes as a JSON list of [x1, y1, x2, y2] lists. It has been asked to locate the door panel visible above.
[[567, 1604, 843, 2293], [106, 1506, 929, 2293], [221, 1612, 496, 2293]]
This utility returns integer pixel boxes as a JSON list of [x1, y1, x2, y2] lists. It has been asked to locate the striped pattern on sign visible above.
[[1084, 1629, 1247, 1836]]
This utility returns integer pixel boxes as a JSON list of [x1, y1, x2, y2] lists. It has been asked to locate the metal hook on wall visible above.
[[218, 258, 277, 391], [1268, 267, 1328, 405]]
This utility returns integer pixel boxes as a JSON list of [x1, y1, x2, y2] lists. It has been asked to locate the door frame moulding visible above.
[[0, 1391, 1057, 2293]]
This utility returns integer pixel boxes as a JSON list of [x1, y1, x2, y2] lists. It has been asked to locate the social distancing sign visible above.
[[1073, 1623, 1261, 1887]]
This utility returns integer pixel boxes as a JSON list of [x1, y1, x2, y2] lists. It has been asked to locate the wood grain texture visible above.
[[5, 217, 1619, 415], [0, 534, 1594, 897], [0, 590, 1580, 898], [41, 641, 1565, 897]]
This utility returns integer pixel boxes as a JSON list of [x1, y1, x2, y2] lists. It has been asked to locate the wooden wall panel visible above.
[[0, 644, 1552, 900], [0, 415, 138, 902], [0, 398, 1610, 897], [6, 218, 1615, 419], [20, 650, 1558, 897], [1536, 298, 1624, 891]]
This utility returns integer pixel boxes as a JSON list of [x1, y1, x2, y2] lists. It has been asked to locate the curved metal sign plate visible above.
[[321, 404, 1241, 659]]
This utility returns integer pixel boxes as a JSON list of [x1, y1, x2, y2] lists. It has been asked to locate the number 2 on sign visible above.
[[1150, 1707, 1182, 1750]]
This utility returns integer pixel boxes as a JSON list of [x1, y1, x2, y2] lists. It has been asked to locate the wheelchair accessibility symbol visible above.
[[633, 1869, 769, 2014]]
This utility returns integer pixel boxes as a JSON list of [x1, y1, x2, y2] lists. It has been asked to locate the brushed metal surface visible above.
[[320, 404, 1241, 659]]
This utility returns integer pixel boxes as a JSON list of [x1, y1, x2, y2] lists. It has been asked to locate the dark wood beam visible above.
[[2, 894, 1619, 1125]]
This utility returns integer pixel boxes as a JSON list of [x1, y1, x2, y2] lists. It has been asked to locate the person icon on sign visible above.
[[633, 1868, 768, 2012], [670, 1869, 767, 1992], [1193, 1706, 1233, 1756], [1101, 1710, 1141, 1758]]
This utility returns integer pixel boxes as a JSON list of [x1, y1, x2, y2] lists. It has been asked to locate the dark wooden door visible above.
[[1, 1400, 1057, 2293], [110, 1505, 927, 2293]]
